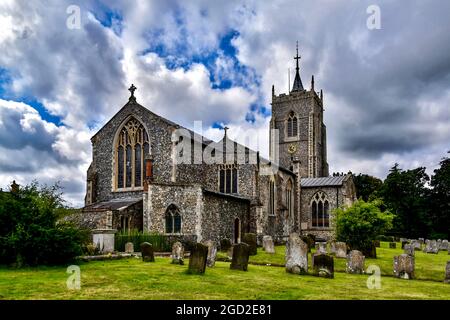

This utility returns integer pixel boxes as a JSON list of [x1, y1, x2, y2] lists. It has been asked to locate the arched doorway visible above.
[[233, 218, 241, 244]]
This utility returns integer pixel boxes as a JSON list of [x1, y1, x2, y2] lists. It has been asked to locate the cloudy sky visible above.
[[1, 0, 449, 207]]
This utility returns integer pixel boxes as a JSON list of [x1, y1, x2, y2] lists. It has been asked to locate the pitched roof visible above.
[[82, 197, 142, 212], [300, 176, 347, 187]]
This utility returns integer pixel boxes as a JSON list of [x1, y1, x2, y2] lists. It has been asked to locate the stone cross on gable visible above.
[[128, 84, 137, 99], [223, 126, 229, 137]]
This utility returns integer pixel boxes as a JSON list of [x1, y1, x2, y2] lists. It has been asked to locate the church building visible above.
[[81, 48, 356, 244]]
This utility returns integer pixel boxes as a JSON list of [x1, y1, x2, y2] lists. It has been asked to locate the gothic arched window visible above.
[[311, 191, 330, 228], [287, 111, 298, 138], [219, 164, 238, 194], [165, 204, 181, 234], [115, 117, 149, 190]]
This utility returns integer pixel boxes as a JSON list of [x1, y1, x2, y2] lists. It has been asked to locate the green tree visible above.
[[334, 199, 394, 257], [353, 173, 383, 201], [428, 152, 450, 239], [379, 164, 430, 238], [0, 181, 89, 267]]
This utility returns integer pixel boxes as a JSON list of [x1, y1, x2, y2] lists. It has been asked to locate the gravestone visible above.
[[301, 234, 316, 252], [312, 253, 334, 278], [202, 240, 217, 267], [418, 238, 424, 245], [262, 235, 275, 254], [315, 242, 327, 254], [423, 240, 439, 254], [230, 243, 250, 271], [140, 242, 155, 262], [227, 246, 234, 260], [393, 254, 415, 279], [346, 250, 365, 274], [373, 240, 381, 248], [404, 244, 415, 256], [410, 240, 421, 251], [171, 241, 184, 265], [125, 242, 134, 253], [242, 233, 257, 256], [334, 242, 347, 258], [439, 240, 449, 251], [445, 261, 450, 284], [285, 233, 308, 275], [188, 243, 208, 274], [389, 242, 397, 249], [220, 239, 232, 252], [401, 240, 409, 249]]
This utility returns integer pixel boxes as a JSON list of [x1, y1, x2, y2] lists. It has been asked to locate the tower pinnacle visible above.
[[291, 41, 304, 92]]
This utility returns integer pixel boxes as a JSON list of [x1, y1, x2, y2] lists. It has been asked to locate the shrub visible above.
[[115, 230, 170, 252], [334, 199, 394, 257], [0, 182, 90, 267]]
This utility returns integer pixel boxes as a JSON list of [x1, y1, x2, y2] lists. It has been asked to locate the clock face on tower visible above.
[[288, 144, 297, 154]]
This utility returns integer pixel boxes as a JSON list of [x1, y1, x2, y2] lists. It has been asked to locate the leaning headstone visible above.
[[393, 254, 415, 279], [230, 243, 250, 271], [445, 261, 450, 284], [312, 253, 334, 278], [125, 242, 134, 253], [423, 240, 439, 254], [334, 242, 347, 258], [202, 240, 217, 267], [285, 233, 308, 275], [389, 242, 397, 249], [187, 243, 208, 274], [262, 235, 275, 254], [140, 242, 155, 262], [315, 242, 327, 254], [373, 240, 381, 248], [404, 244, 415, 256], [346, 250, 365, 274], [242, 233, 257, 256], [171, 241, 184, 265], [439, 240, 449, 251], [220, 239, 232, 252]]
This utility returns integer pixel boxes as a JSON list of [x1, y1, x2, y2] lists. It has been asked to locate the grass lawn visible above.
[[0, 242, 449, 300]]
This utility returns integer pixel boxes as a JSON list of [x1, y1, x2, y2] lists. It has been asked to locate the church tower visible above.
[[270, 43, 329, 178]]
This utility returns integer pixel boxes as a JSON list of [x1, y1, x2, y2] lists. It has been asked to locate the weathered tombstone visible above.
[[404, 244, 415, 256], [242, 233, 257, 256], [346, 250, 365, 274], [285, 233, 308, 275], [262, 235, 275, 254], [389, 242, 397, 249], [410, 240, 421, 251], [401, 239, 409, 249], [125, 242, 134, 253], [227, 246, 234, 260], [423, 240, 439, 254], [445, 261, 450, 284], [301, 234, 315, 252], [334, 242, 347, 258], [393, 254, 415, 279], [230, 243, 250, 271], [220, 238, 232, 252], [140, 242, 155, 262], [171, 241, 184, 265], [312, 253, 334, 278], [315, 242, 327, 254], [202, 240, 217, 267], [373, 240, 381, 248], [439, 240, 449, 251], [187, 243, 208, 274]]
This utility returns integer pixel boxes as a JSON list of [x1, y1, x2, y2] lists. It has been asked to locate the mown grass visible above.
[[0, 242, 448, 300]]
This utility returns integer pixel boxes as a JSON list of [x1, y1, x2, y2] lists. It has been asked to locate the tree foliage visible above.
[[352, 173, 383, 201], [334, 199, 394, 254], [0, 182, 89, 267]]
